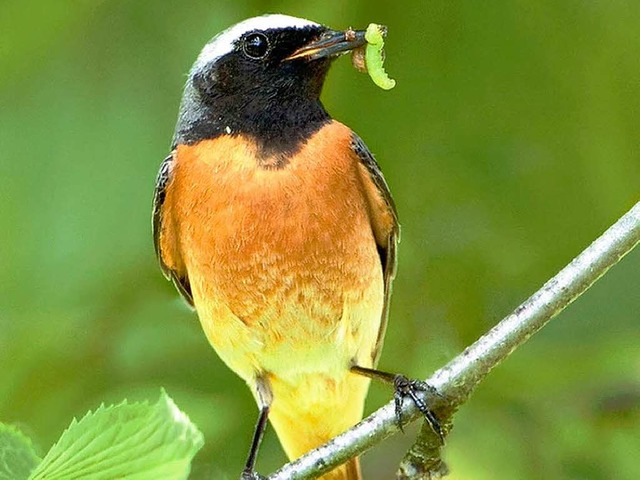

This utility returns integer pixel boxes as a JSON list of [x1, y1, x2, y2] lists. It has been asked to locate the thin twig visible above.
[[267, 201, 640, 480]]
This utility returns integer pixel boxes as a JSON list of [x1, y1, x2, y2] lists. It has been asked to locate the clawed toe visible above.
[[393, 375, 444, 442], [350, 365, 446, 443], [241, 469, 266, 480]]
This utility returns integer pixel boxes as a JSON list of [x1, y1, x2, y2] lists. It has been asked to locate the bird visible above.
[[153, 14, 406, 480]]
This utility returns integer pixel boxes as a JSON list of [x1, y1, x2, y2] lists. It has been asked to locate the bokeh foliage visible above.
[[1, 1, 638, 479]]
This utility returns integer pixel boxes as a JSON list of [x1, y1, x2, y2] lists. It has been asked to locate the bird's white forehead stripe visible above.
[[195, 14, 319, 68]]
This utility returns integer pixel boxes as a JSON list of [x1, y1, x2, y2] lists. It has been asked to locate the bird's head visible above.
[[173, 14, 366, 155]]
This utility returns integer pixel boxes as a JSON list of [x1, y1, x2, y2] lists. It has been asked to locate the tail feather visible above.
[[321, 457, 361, 480], [268, 373, 370, 480]]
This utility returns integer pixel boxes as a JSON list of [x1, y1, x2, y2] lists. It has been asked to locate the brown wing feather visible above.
[[152, 153, 194, 307], [351, 134, 400, 365]]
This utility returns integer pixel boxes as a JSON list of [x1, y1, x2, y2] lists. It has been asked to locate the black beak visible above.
[[286, 28, 367, 61]]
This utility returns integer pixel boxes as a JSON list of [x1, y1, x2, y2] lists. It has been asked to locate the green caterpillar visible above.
[[364, 23, 396, 90]]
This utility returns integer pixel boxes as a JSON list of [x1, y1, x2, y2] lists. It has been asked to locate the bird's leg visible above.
[[350, 365, 444, 443], [241, 375, 272, 480]]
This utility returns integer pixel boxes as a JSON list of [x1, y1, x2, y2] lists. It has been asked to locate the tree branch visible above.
[[267, 201, 640, 480]]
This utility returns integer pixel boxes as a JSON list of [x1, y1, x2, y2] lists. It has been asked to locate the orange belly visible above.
[[161, 121, 384, 467]]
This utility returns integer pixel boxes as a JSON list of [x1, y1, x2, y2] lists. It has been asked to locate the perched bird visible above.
[[153, 14, 405, 480]]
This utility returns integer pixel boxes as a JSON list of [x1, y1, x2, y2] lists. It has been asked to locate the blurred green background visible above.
[[1, 1, 639, 479]]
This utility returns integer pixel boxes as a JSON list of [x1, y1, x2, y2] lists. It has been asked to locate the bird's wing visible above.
[[351, 134, 400, 365], [152, 153, 194, 307]]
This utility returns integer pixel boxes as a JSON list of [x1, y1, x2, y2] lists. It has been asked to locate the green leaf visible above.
[[29, 390, 204, 480], [0, 423, 41, 480]]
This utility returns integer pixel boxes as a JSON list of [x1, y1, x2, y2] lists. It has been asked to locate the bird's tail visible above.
[[268, 373, 370, 480], [320, 457, 361, 480]]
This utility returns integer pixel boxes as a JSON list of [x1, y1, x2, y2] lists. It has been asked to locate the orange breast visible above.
[[160, 121, 384, 381]]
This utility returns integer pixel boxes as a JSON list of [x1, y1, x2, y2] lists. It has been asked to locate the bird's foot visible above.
[[240, 468, 266, 480], [393, 375, 444, 442]]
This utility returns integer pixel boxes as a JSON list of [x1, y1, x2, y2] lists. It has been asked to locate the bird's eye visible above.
[[242, 33, 270, 59]]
